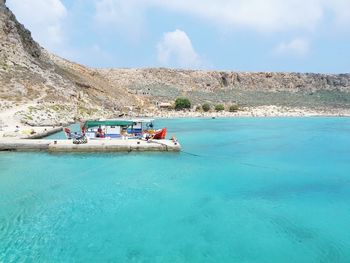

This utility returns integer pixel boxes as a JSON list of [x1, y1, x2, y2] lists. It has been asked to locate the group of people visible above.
[[95, 126, 105, 138]]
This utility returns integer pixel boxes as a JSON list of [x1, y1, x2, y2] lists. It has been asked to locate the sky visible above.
[[7, 0, 350, 73]]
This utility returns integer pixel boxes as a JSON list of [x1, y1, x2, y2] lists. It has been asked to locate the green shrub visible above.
[[229, 104, 239, 112], [175, 97, 191, 110], [195, 105, 202, 111], [215, 104, 225, 112], [202, 103, 210, 112]]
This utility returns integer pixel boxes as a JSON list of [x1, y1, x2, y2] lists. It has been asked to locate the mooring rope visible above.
[[178, 149, 282, 171], [180, 150, 201, 157], [147, 140, 280, 172]]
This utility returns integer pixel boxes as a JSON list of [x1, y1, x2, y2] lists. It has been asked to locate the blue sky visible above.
[[7, 0, 350, 73]]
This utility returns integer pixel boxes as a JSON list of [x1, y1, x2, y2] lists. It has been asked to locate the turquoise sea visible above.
[[1, 118, 350, 262]]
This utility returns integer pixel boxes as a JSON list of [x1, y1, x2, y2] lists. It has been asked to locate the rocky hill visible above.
[[1, 0, 350, 127], [0, 0, 141, 126], [99, 68, 350, 109]]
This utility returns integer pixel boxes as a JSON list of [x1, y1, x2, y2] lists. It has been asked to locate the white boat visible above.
[[79, 119, 166, 140]]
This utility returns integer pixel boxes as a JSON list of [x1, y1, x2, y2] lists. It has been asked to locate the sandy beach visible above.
[[0, 103, 62, 139], [153, 106, 350, 119], [1, 104, 349, 139]]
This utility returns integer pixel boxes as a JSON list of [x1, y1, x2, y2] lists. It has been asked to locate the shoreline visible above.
[[146, 106, 350, 119], [1, 105, 350, 139]]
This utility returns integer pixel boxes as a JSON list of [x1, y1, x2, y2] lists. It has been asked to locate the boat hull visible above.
[[153, 128, 167, 140]]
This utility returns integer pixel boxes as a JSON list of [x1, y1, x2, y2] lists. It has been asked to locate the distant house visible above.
[[158, 102, 173, 109]]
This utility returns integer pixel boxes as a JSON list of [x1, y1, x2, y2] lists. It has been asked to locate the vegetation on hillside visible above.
[[202, 103, 210, 112], [215, 104, 225, 112], [229, 104, 239, 112], [175, 97, 191, 110]]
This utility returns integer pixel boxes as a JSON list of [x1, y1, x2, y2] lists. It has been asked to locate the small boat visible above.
[[81, 119, 167, 140], [152, 128, 167, 140]]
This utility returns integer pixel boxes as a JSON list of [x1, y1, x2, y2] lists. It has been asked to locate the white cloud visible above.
[[275, 38, 310, 56], [8, 0, 67, 49], [94, 0, 350, 34], [94, 0, 145, 40], [157, 29, 202, 68], [325, 0, 350, 27], [151, 0, 324, 33]]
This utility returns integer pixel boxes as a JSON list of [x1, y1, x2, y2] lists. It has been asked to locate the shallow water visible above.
[[1, 118, 350, 262]]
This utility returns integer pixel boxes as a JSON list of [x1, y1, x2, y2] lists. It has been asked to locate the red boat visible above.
[[152, 128, 167, 139]]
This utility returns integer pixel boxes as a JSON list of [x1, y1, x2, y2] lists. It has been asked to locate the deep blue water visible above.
[[1, 118, 350, 262]]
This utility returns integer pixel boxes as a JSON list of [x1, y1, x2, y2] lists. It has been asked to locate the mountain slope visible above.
[[99, 68, 350, 109], [0, 0, 141, 126], [1, 0, 350, 128]]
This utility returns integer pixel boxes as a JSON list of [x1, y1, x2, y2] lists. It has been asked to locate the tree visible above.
[[175, 97, 191, 110], [229, 104, 239, 112], [215, 104, 225, 112], [202, 103, 210, 112]]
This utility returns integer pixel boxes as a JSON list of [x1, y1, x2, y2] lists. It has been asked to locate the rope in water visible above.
[[180, 150, 201, 157], [149, 139, 282, 172], [179, 149, 282, 171]]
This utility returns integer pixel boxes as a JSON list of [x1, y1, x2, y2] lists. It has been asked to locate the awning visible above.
[[83, 120, 134, 129]]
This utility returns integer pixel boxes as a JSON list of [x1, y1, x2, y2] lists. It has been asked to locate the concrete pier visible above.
[[26, 127, 63, 139], [0, 139, 181, 152], [0, 139, 52, 151]]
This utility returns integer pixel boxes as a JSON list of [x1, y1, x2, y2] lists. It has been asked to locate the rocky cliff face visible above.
[[99, 69, 350, 108], [0, 1, 141, 125], [1, 1, 350, 126]]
